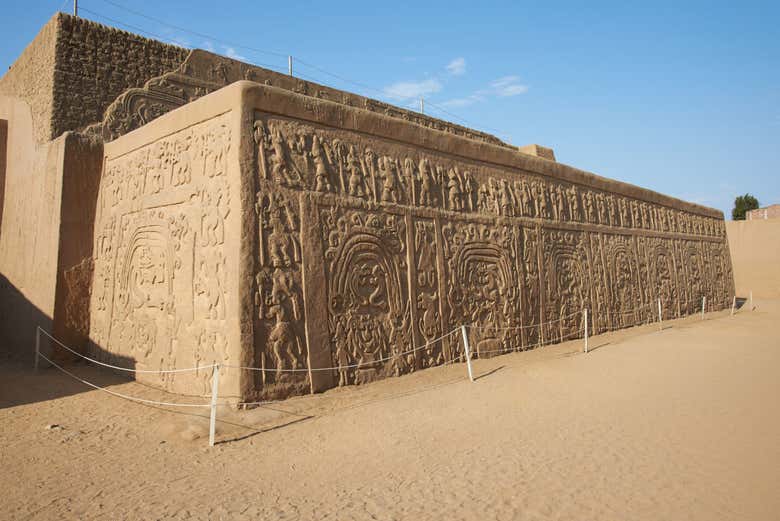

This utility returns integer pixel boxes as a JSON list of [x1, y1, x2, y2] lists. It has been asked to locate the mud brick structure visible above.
[[0, 14, 734, 401], [746, 204, 780, 221]]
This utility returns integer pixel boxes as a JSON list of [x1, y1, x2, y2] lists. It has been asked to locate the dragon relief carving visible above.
[[320, 208, 412, 386], [441, 222, 522, 359]]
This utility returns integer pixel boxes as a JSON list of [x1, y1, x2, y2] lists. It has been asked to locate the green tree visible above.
[[732, 194, 759, 220]]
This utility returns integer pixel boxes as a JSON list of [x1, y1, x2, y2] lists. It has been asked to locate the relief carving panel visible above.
[[89, 114, 232, 394]]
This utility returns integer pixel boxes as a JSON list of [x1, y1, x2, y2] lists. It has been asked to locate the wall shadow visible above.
[[0, 273, 135, 409]]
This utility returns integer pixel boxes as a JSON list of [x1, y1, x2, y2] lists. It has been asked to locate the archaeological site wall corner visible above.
[[85, 82, 734, 401], [0, 14, 734, 401]]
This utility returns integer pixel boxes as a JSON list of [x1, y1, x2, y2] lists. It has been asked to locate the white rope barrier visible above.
[[37, 327, 215, 374], [466, 309, 581, 332], [224, 326, 461, 373], [33, 290, 745, 448], [604, 302, 654, 315], [473, 329, 583, 356], [37, 352, 213, 408]]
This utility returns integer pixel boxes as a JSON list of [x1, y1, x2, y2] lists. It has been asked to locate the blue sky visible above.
[[2, 1, 778, 218]]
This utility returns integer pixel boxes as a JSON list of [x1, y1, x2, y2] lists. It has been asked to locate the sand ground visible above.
[[1, 302, 779, 520]]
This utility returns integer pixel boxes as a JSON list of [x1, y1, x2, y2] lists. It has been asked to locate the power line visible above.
[[97, 0, 287, 58], [78, 7, 289, 74], [86, 0, 512, 142]]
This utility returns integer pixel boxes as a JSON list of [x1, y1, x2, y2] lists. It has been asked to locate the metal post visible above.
[[701, 296, 706, 320], [34, 326, 40, 372], [657, 298, 662, 331], [74, 0, 78, 17], [460, 325, 474, 382], [288, 56, 293, 77], [583, 309, 589, 353], [731, 295, 736, 316], [750, 291, 753, 310], [208, 364, 220, 447], [420, 97, 424, 114]]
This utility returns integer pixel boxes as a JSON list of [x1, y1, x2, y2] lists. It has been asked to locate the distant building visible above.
[[746, 204, 780, 220]]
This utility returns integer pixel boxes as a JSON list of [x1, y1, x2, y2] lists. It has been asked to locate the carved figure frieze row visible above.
[[252, 116, 724, 239]]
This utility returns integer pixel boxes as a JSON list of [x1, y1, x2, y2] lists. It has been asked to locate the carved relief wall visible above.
[[245, 107, 734, 400], [89, 113, 233, 395], [81, 84, 732, 401]]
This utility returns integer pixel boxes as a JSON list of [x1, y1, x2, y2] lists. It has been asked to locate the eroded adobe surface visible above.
[[86, 84, 733, 401]]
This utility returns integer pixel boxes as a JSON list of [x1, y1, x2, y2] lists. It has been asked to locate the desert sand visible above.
[[2, 302, 779, 520]]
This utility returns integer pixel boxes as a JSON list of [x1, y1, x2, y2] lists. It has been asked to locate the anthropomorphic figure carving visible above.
[[555, 185, 566, 221], [536, 182, 550, 219], [347, 146, 364, 197], [268, 305, 301, 373], [463, 172, 476, 212], [171, 136, 192, 186], [549, 184, 560, 220], [363, 149, 377, 201], [379, 156, 400, 203], [195, 252, 225, 320], [268, 218, 293, 268], [516, 180, 531, 217], [253, 121, 269, 179], [566, 186, 580, 221], [618, 197, 628, 227], [269, 126, 301, 187], [403, 157, 415, 201], [584, 191, 595, 223], [201, 191, 225, 246], [595, 193, 606, 224], [477, 183, 491, 213], [417, 158, 434, 206], [311, 135, 332, 192], [631, 200, 640, 228], [499, 179, 513, 216], [334, 318, 350, 386], [446, 168, 462, 211]]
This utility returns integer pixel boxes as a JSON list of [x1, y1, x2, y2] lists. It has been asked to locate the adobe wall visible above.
[[0, 96, 100, 361], [52, 14, 188, 140], [726, 220, 780, 298], [0, 16, 58, 144], [88, 83, 734, 402], [90, 89, 244, 399], [0, 13, 188, 144], [746, 204, 780, 221]]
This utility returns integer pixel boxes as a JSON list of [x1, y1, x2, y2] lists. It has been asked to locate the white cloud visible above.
[[490, 76, 529, 96], [439, 94, 484, 108], [439, 75, 528, 108], [446, 57, 466, 76], [202, 40, 216, 53], [383, 79, 443, 100], [224, 46, 248, 62]]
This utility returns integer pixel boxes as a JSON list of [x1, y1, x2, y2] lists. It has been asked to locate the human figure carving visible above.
[[477, 183, 491, 213], [403, 157, 415, 202], [269, 126, 301, 187], [171, 137, 191, 186], [567, 186, 580, 221], [268, 218, 293, 268], [417, 158, 434, 206], [537, 182, 550, 219], [463, 172, 476, 212], [347, 145, 364, 197], [311, 135, 332, 192], [499, 179, 513, 216], [379, 156, 400, 203], [268, 305, 301, 373], [446, 168, 462, 211]]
